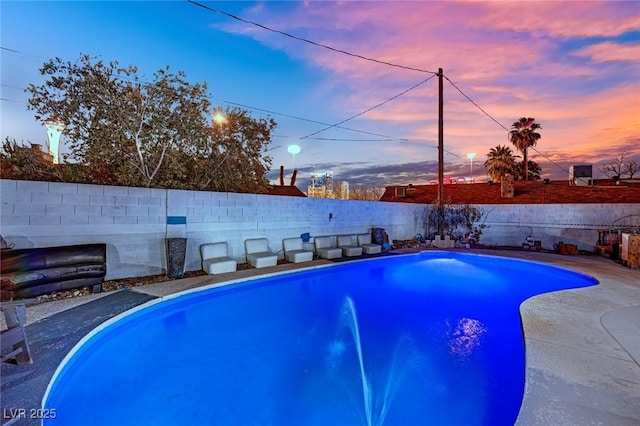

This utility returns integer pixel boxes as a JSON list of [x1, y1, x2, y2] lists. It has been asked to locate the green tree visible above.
[[0, 138, 57, 181], [483, 145, 519, 182], [26, 55, 275, 190], [514, 160, 542, 181], [27, 55, 212, 187], [0, 138, 90, 182], [509, 117, 541, 181], [184, 107, 276, 193]]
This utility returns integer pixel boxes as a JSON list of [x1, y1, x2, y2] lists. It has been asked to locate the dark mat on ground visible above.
[[1, 290, 157, 426]]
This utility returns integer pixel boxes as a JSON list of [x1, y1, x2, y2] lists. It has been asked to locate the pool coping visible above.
[[2, 249, 639, 425]]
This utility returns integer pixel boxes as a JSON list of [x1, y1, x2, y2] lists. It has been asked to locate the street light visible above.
[[45, 118, 65, 164], [466, 152, 476, 183], [212, 107, 226, 125], [287, 144, 301, 171]]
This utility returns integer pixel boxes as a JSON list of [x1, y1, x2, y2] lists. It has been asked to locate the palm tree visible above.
[[509, 117, 542, 181], [483, 145, 519, 182], [514, 160, 542, 181]]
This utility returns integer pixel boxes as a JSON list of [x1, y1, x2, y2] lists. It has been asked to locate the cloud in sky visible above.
[[1, 1, 638, 188], [236, 1, 640, 183], [577, 41, 640, 62]]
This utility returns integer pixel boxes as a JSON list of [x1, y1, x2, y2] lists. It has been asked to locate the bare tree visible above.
[[349, 184, 386, 201], [623, 157, 638, 178], [600, 152, 638, 179]]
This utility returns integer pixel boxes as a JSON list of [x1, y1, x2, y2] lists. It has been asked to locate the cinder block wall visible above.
[[2, 180, 637, 279], [0, 180, 426, 279], [477, 203, 640, 250]]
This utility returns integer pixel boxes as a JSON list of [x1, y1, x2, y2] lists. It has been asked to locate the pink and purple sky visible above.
[[1, 1, 639, 187]]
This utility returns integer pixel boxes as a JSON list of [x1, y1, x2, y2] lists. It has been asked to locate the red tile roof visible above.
[[265, 185, 307, 197], [380, 179, 640, 204]]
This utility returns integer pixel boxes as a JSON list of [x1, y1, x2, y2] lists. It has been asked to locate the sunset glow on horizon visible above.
[[1, 1, 638, 186]]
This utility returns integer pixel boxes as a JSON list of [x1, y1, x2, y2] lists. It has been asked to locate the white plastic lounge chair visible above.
[[200, 242, 237, 274], [283, 237, 314, 263], [338, 235, 363, 257], [245, 238, 278, 268], [314, 236, 342, 259], [357, 233, 382, 254]]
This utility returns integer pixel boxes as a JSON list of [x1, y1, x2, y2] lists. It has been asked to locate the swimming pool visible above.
[[43, 251, 597, 425]]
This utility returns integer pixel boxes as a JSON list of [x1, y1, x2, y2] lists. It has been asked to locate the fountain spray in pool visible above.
[[331, 296, 424, 425], [339, 296, 373, 426]]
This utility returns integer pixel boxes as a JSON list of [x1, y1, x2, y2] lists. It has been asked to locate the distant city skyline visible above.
[[2, 1, 639, 188]]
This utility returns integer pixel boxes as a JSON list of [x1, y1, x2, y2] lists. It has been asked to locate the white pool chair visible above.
[[200, 242, 237, 274], [314, 236, 342, 260], [245, 238, 278, 268], [283, 237, 314, 263], [338, 235, 363, 257], [357, 233, 382, 254]]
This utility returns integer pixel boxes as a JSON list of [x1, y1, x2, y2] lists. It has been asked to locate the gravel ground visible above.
[[28, 260, 281, 305]]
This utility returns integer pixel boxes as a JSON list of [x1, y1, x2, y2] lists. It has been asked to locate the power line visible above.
[[1, 46, 49, 62], [2, 43, 569, 174], [443, 75, 510, 133], [1, 83, 26, 91], [0, 46, 20, 53], [443, 75, 574, 176], [182, 3, 559, 157], [276, 135, 399, 142], [0, 45, 424, 144], [223, 100, 409, 141], [273, 132, 407, 142], [185, 2, 567, 170], [299, 74, 436, 140], [529, 146, 574, 176], [3, 44, 421, 143], [186, 0, 438, 76]]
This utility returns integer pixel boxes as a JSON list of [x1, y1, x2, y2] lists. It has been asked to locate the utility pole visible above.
[[438, 68, 444, 203]]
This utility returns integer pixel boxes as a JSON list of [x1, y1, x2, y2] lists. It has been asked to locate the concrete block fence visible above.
[[477, 203, 640, 250], [1, 179, 637, 280], [0, 180, 425, 280]]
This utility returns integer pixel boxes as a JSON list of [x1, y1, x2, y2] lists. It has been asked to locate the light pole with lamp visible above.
[[466, 152, 476, 183], [287, 144, 300, 172], [44, 119, 65, 164]]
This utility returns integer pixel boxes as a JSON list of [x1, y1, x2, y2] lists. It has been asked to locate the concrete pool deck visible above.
[[1, 249, 638, 425]]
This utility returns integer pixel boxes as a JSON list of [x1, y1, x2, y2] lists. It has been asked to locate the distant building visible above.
[[307, 171, 335, 199], [307, 185, 328, 198], [336, 180, 349, 200]]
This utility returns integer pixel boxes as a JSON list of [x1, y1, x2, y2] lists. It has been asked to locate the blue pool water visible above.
[[43, 252, 597, 425]]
